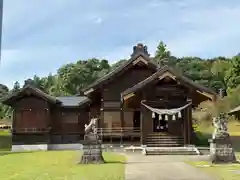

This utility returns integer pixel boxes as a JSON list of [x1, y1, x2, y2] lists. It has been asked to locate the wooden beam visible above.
[[84, 88, 94, 95], [158, 72, 176, 80], [196, 90, 214, 101], [123, 93, 135, 100], [132, 56, 149, 65]]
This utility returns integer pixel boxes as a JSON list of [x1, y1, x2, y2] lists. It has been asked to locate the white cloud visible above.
[[1, 0, 240, 88], [93, 17, 103, 24]]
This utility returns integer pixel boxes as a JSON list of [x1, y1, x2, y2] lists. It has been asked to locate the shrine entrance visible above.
[[153, 114, 168, 132]]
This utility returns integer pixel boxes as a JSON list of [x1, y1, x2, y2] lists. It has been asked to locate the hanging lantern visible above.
[[178, 111, 182, 118], [165, 115, 168, 121], [152, 112, 155, 118], [159, 114, 162, 120], [172, 114, 176, 121]]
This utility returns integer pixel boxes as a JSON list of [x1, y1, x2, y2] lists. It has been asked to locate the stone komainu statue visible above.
[[210, 112, 237, 164], [80, 118, 104, 164], [84, 118, 98, 135], [212, 113, 228, 139]]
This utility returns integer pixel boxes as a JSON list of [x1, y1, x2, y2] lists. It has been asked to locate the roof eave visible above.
[[82, 53, 157, 94]]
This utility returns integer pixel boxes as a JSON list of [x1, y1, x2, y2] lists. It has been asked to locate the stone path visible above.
[[124, 154, 216, 180]]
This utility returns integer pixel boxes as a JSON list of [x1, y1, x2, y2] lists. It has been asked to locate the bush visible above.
[[194, 131, 210, 147]]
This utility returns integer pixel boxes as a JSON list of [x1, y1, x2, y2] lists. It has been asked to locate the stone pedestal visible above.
[[209, 134, 237, 164], [80, 134, 104, 164]]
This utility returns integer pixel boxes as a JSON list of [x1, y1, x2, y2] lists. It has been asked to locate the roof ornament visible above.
[[131, 43, 150, 57], [23, 79, 36, 87]]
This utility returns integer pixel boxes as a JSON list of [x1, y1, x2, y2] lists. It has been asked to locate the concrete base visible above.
[[12, 144, 48, 152], [11, 143, 83, 152], [48, 143, 83, 150]]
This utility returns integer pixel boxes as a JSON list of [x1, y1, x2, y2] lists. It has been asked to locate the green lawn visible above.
[[187, 159, 240, 180], [0, 130, 125, 180], [0, 151, 125, 180]]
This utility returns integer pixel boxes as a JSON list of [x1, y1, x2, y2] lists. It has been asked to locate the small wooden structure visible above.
[[1, 43, 218, 149]]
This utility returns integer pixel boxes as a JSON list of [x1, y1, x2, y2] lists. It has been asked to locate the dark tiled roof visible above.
[[56, 96, 90, 107], [122, 65, 217, 98], [1, 84, 60, 105], [83, 52, 157, 93]]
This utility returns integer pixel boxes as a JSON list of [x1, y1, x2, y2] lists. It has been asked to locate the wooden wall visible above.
[[102, 66, 155, 101], [12, 96, 50, 131], [99, 65, 155, 129], [51, 107, 89, 134]]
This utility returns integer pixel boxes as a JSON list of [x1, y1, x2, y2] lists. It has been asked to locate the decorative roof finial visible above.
[[131, 43, 150, 57], [219, 88, 226, 99]]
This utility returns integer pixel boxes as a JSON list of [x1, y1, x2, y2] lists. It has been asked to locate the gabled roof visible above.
[[83, 44, 158, 95], [1, 85, 91, 108], [121, 65, 217, 100], [56, 96, 90, 107], [229, 105, 240, 115], [1, 84, 61, 106]]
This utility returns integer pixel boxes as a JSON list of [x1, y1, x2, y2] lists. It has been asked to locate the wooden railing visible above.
[[12, 127, 51, 133], [96, 127, 141, 137]]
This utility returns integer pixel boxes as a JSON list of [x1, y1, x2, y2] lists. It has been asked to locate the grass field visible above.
[[0, 130, 125, 180], [0, 151, 125, 180], [187, 160, 240, 180]]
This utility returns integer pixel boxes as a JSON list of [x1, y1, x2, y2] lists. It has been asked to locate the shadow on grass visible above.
[[104, 161, 125, 164]]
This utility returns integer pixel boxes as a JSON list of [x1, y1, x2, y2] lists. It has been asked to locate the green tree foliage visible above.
[[0, 41, 240, 120], [0, 84, 11, 119], [57, 58, 111, 95], [155, 41, 171, 60], [12, 81, 20, 92], [225, 56, 240, 89]]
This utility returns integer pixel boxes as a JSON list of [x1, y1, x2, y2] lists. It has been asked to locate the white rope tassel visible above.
[[152, 112, 155, 118], [178, 111, 182, 118], [159, 115, 162, 120], [165, 115, 168, 121], [172, 114, 176, 121]]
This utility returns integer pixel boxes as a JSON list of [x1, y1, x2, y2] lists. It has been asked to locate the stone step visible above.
[[146, 144, 183, 147], [146, 135, 183, 137], [145, 151, 198, 155], [146, 138, 183, 141], [146, 139, 184, 143], [143, 147, 199, 155], [147, 133, 180, 137], [146, 141, 183, 145]]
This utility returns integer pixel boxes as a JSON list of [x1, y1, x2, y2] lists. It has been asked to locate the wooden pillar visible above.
[[188, 105, 192, 144], [12, 109, 16, 131], [120, 100, 124, 128], [183, 109, 187, 145], [140, 105, 144, 145]]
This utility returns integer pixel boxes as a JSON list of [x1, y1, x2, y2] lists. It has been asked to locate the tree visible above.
[[225, 56, 240, 89], [57, 58, 111, 95], [211, 58, 231, 90], [111, 59, 127, 70], [0, 84, 11, 120], [12, 81, 21, 92], [154, 41, 171, 66]]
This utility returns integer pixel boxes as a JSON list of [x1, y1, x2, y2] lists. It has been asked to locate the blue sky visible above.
[[0, 0, 240, 88]]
